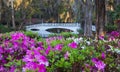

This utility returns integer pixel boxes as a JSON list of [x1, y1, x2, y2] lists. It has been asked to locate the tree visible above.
[[79, 0, 93, 37], [95, 0, 106, 37], [10, 0, 16, 29], [1, 0, 16, 29], [0, 0, 2, 21], [115, 0, 120, 6], [1, 0, 11, 27]]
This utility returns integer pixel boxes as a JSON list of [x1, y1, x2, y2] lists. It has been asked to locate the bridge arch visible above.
[[45, 28, 74, 33], [26, 23, 81, 37], [31, 28, 40, 31]]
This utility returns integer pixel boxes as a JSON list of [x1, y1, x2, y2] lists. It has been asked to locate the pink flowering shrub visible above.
[[91, 53, 106, 71], [68, 42, 77, 48], [0, 31, 120, 72], [110, 31, 119, 37], [22, 48, 48, 72], [0, 32, 48, 72], [46, 31, 120, 72]]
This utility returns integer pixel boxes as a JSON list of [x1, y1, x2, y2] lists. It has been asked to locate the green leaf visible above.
[[64, 62, 71, 68], [16, 60, 22, 66], [7, 55, 12, 60], [4, 62, 14, 67]]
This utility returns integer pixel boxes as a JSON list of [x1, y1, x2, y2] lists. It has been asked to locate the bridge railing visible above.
[[41, 23, 80, 26], [26, 23, 81, 28]]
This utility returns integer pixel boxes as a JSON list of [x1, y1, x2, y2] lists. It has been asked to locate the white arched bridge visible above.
[[25, 23, 81, 37]]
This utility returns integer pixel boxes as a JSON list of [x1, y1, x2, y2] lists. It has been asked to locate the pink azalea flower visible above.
[[92, 58, 106, 70], [35, 55, 49, 66], [10, 66, 16, 72], [11, 32, 26, 40], [0, 46, 4, 53], [95, 60, 106, 70], [45, 45, 51, 55], [23, 54, 34, 62], [57, 36, 63, 40], [111, 31, 119, 37], [38, 64, 46, 72], [22, 40, 28, 47], [99, 36, 104, 40], [0, 66, 5, 72], [0, 54, 2, 60], [37, 42, 44, 47], [92, 58, 99, 63], [101, 52, 106, 60], [12, 41, 19, 48], [46, 38, 52, 45], [108, 36, 115, 41], [23, 62, 46, 72], [36, 47, 44, 51], [68, 42, 77, 48], [54, 44, 63, 51], [64, 51, 70, 60]]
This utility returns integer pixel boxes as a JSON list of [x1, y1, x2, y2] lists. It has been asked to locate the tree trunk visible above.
[[11, 0, 16, 29], [0, 0, 2, 22], [115, 0, 120, 6], [18, 15, 26, 30], [80, 0, 93, 37], [95, 0, 106, 37]]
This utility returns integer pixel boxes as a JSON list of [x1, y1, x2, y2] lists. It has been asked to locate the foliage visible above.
[[23, 31, 40, 38], [0, 24, 12, 33], [108, 5, 120, 21], [49, 32, 78, 38], [48, 33, 60, 37], [77, 29, 84, 34], [0, 31, 120, 72], [61, 32, 78, 38], [105, 24, 117, 32]]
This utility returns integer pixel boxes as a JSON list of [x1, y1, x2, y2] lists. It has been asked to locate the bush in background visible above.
[[105, 24, 117, 33], [24, 31, 41, 38], [0, 24, 12, 33], [49, 32, 78, 38]]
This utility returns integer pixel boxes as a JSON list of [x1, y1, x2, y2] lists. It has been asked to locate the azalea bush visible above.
[[0, 31, 120, 72], [0, 32, 48, 72], [35, 30, 120, 72]]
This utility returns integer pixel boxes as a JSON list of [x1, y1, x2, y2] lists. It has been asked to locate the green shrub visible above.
[[105, 24, 117, 32], [24, 31, 41, 38], [48, 33, 60, 37], [61, 32, 78, 38], [49, 32, 78, 38], [0, 24, 12, 33], [77, 29, 84, 34]]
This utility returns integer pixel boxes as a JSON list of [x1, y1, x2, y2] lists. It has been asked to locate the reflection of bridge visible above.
[[26, 23, 81, 37]]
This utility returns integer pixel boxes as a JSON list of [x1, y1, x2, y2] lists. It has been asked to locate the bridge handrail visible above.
[[26, 23, 81, 28]]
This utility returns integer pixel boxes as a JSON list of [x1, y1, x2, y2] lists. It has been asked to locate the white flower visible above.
[[79, 37, 83, 41], [107, 45, 113, 51], [86, 41, 90, 45], [71, 37, 75, 40], [114, 49, 120, 54], [74, 38, 80, 44], [81, 46, 85, 49]]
